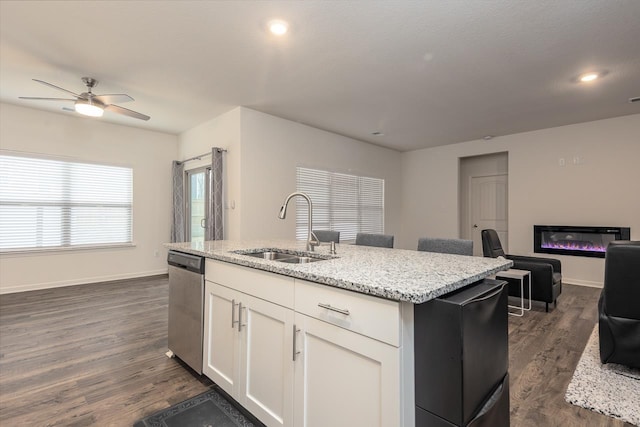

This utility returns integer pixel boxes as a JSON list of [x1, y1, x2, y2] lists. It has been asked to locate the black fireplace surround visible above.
[[534, 225, 631, 258]]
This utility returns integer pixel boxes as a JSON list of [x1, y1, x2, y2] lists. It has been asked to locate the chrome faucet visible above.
[[278, 192, 320, 252]]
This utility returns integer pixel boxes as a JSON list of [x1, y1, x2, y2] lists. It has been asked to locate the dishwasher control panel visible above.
[[167, 250, 205, 274]]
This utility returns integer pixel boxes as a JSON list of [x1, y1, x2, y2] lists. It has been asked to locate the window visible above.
[[0, 153, 133, 251], [296, 167, 384, 242]]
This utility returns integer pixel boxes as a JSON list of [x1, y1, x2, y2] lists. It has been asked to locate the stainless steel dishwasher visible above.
[[167, 250, 205, 374]]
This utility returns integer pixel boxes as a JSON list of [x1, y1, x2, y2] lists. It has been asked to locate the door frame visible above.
[[458, 153, 509, 256]]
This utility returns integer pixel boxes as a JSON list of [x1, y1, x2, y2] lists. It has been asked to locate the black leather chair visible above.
[[482, 229, 562, 312], [598, 241, 640, 368]]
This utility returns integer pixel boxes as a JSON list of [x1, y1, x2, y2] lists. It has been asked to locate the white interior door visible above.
[[470, 174, 508, 256]]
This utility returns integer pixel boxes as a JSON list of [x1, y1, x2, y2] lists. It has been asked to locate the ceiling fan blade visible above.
[[93, 94, 134, 104], [32, 79, 81, 98], [19, 97, 76, 102], [105, 104, 150, 121]]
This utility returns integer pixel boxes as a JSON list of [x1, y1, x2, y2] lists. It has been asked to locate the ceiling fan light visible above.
[[75, 100, 104, 117]]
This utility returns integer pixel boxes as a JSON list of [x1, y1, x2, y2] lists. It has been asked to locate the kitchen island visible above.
[[165, 239, 513, 427], [165, 239, 512, 303]]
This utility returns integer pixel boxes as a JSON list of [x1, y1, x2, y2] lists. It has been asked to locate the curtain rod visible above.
[[177, 148, 227, 165]]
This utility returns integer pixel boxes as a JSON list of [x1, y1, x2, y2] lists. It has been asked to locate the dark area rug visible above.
[[134, 386, 259, 427]]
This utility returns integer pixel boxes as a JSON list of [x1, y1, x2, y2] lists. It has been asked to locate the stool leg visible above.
[[546, 302, 549, 312]]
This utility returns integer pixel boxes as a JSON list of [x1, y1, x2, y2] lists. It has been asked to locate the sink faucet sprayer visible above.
[[278, 192, 320, 252]]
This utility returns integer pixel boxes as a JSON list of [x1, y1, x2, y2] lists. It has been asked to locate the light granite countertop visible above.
[[165, 239, 513, 304]]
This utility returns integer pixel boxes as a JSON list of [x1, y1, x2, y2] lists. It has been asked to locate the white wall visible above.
[[1, 104, 401, 293], [178, 107, 242, 240], [400, 114, 640, 287], [177, 107, 403, 242], [239, 108, 403, 241], [0, 103, 178, 293], [5, 102, 635, 292]]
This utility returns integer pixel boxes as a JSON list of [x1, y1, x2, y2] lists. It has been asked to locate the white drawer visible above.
[[205, 259, 295, 309], [295, 279, 401, 347]]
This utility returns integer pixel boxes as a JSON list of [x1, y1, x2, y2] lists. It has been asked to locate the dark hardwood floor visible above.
[[0, 277, 633, 426], [0, 275, 212, 426], [507, 285, 633, 427]]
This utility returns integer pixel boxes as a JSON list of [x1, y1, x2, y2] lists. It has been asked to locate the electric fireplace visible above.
[[534, 225, 631, 258]]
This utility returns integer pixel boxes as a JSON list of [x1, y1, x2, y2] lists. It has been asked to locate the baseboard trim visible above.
[[0, 269, 169, 295], [563, 278, 603, 288]]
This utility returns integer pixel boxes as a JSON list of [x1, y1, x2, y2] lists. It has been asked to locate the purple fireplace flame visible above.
[[541, 240, 607, 253]]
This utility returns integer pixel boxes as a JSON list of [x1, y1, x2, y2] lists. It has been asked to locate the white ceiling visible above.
[[1, 1, 639, 152]]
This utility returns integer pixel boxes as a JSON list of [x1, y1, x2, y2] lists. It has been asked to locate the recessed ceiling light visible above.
[[268, 20, 289, 36], [575, 70, 608, 83], [371, 131, 384, 136], [422, 52, 434, 62], [483, 135, 494, 140], [579, 72, 600, 82]]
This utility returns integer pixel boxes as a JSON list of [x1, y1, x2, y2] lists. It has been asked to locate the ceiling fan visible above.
[[19, 77, 150, 121]]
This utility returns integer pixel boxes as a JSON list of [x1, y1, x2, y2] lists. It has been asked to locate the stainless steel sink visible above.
[[247, 251, 296, 261], [237, 249, 329, 264], [277, 256, 320, 264]]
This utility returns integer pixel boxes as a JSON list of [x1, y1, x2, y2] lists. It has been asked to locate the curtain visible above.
[[206, 147, 224, 240], [170, 160, 185, 243]]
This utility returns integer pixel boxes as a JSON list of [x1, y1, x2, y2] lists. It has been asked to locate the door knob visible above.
[[473, 224, 478, 228]]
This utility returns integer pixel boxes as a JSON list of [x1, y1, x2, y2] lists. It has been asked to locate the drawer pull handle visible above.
[[318, 303, 350, 316]]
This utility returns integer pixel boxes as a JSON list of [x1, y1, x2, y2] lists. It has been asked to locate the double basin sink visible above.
[[236, 249, 331, 264]]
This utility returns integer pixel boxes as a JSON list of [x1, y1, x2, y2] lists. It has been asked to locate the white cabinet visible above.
[[293, 279, 404, 427], [240, 292, 294, 427], [204, 260, 412, 427], [204, 261, 295, 427], [203, 281, 240, 393], [293, 312, 400, 427]]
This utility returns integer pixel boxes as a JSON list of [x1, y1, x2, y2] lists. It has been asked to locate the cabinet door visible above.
[[203, 281, 240, 397], [293, 313, 400, 427], [239, 294, 295, 427]]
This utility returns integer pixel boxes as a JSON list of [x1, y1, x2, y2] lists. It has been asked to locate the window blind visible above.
[[0, 154, 133, 251], [296, 167, 384, 242]]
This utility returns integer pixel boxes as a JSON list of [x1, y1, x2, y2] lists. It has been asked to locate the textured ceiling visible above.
[[1, 1, 639, 151]]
